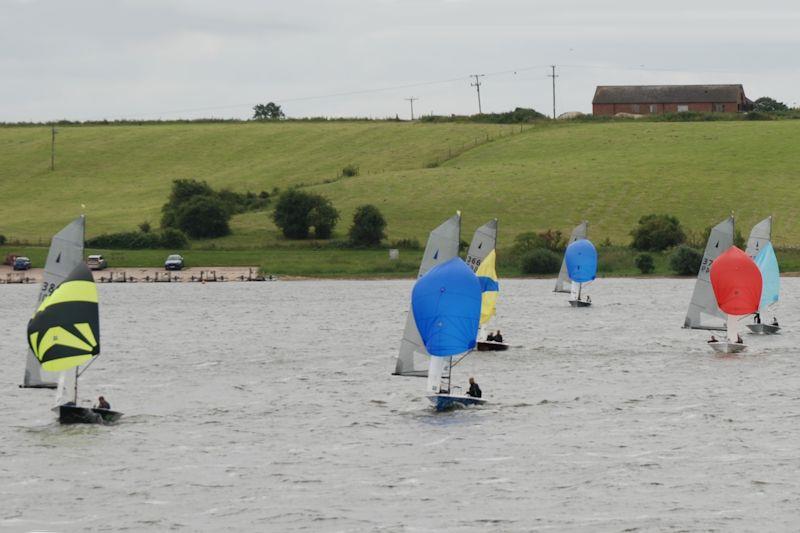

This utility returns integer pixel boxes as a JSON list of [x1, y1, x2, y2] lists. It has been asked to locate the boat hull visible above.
[[569, 299, 592, 308], [476, 341, 509, 351], [708, 341, 747, 354], [746, 323, 780, 335], [57, 405, 123, 425], [427, 394, 487, 411]]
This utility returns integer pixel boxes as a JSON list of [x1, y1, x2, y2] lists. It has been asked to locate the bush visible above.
[[390, 238, 420, 250], [630, 214, 686, 251], [272, 189, 339, 239], [86, 228, 189, 249], [670, 245, 703, 275], [520, 248, 561, 274], [161, 179, 269, 229], [342, 164, 359, 177], [0, 234, 6, 245], [635, 253, 655, 274], [159, 227, 189, 249], [175, 196, 231, 238], [348, 204, 387, 247], [138, 221, 152, 233]]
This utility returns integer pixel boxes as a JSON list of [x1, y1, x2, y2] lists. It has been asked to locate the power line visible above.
[[547, 65, 559, 119], [404, 97, 418, 120], [470, 74, 485, 114]]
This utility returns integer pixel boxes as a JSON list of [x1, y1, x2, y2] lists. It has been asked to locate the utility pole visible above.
[[405, 97, 419, 120], [50, 126, 58, 171], [470, 74, 485, 114], [547, 65, 558, 119]]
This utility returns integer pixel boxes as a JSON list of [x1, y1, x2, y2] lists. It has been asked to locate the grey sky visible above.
[[2, 0, 798, 121]]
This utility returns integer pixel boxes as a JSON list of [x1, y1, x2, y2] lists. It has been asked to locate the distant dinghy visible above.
[[27, 262, 123, 424], [411, 258, 486, 411], [555, 221, 588, 293], [21, 216, 86, 389], [393, 213, 461, 377], [707, 247, 762, 354], [684, 216, 734, 330], [745, 217, 780, 334], [565, 239, 597, 307]]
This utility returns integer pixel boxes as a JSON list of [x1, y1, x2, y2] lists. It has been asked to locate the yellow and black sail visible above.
[[27, 263, 99, 372]]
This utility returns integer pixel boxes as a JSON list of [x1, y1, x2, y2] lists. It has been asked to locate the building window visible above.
[[632, 104, 640, 113], [650, 104, 657, 113], [714, 103, 725, 112], [677, 104, 689, 112]]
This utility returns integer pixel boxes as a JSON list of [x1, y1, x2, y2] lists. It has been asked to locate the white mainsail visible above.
[[555, 221, 588, 293], [465, 219, 497, 273], [745, 216, 771, 259], [22, 216, 85, 388], [393, 213, 461, 376], [684, 216, 733, 330]]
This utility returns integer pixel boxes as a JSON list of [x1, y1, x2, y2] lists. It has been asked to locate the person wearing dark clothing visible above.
[[772, 317, 779, 326], [494, 330, 504, 343], [736, 335, 743, 344], [96, 396, 110, 410], [467, 377, 482, 398], [486, 332, 495, 341], [708, 335, 718, 343], [754, 312, 761, 324]]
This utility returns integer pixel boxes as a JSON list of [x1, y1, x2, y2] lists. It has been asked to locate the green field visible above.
[[2, 120, 800, 275]]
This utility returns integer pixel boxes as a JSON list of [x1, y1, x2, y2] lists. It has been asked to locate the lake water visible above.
[[2, 279, 800, 531]]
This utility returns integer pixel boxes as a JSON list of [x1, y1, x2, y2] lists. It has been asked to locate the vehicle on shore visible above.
[[13, 256, 31, 271], [164, 254, 184, 270], [87, 254, 108, 270]]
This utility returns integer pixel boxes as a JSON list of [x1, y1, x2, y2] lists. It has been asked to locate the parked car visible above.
[[12, 256, 31, 271], [87, 254, 108, 270], [164, 254, 185, 271]]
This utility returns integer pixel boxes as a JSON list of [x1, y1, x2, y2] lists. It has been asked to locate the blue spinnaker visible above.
[[565, 239, 597, 283], [754, 242, 780, 310], [411, 257, 482, 357]]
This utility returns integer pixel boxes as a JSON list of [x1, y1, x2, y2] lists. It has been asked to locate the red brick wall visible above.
[[593, 102, 739, 116]]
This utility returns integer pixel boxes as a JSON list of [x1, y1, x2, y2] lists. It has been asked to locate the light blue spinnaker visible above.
[[411, 257, 482, 357], [565, 239, 597, 283], [754, 242, 780, 311]]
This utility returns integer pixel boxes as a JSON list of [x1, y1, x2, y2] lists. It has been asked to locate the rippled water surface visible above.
[[2, 279, 800, 531]]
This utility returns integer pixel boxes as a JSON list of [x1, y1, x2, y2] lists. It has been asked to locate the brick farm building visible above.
[[592, 84, 753, 116]]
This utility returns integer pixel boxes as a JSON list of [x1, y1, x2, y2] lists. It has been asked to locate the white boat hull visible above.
[[746, 323, 780, 335], [708, 341, 747, 354], [569, 299, 591, 308]]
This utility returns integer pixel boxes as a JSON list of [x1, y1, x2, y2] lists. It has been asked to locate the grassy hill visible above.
[[2, 119, 800, 269]]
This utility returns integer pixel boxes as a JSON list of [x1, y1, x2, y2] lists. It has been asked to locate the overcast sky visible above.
[[2, 0, 798, 121]]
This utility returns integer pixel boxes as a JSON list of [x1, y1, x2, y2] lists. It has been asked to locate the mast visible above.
[[74, 367, 79, 404]]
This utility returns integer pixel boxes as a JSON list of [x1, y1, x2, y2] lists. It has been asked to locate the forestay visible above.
[[555, 221, 588, 293], [22, 216, 85, 388], [684, 216, 733, 330], [394, 213, 461, 376]]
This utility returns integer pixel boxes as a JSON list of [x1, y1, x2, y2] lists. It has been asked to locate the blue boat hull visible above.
[[427, 394, 487, 412]]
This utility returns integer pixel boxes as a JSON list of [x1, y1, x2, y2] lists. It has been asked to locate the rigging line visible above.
[[558, 63, 745, 75]]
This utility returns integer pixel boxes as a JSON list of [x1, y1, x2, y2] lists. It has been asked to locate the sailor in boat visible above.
[[96, 396, 110, 409], [736, 334, 743, 344], [708, 335, 718, 343], [493, 330, 504, 343], [486, 331, 496, 341], [772, 316, 779, 327], [586, 295, 591, 304], [754, 312, 761, 324], [467, 377, 482, 398]]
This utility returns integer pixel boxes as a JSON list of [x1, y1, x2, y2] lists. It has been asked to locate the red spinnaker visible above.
[[710, 246, 763, 315]]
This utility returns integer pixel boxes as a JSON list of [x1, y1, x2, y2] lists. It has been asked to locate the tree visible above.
[[161, 179, 216, 228], [670, 245, 703, 275], [753, 97, 788, 113], [253, 102, 285, 120], [635, 253, 655, 274], [630, 214, 686, 251], [272, 189, 339, 239], [348, 204, 387, 246], [175, 196, 231, 238], [520, 248, 561, 274]]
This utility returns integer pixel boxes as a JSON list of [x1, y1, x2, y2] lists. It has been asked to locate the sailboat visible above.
[[744, 216, 780, 334], [707, 247, 762, 354], [463, 219, 506, 351], [27, 262, 122, 424], [22, 216, 86, 389], [393, 213, 461, 377], [683, 216, 734, 330], [555, 221, 588, 293], [565, 239, 597, 307], [748, 242, 781, 334], [410, 257, 485, 411]]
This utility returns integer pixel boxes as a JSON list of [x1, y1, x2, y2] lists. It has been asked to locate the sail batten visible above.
[[684, 216, 733, 330], [394, 213, 460, 377], [23, 216, 85, 388], [555, 221, 588, 293]]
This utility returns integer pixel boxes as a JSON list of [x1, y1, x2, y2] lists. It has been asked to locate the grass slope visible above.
[[1, 120, 799, 252]]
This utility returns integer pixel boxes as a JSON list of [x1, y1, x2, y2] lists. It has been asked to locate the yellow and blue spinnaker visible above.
[[475, 250, 499, 325]]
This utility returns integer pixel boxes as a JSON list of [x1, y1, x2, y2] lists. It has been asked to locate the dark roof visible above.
[[593, 84, 745, 104]]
